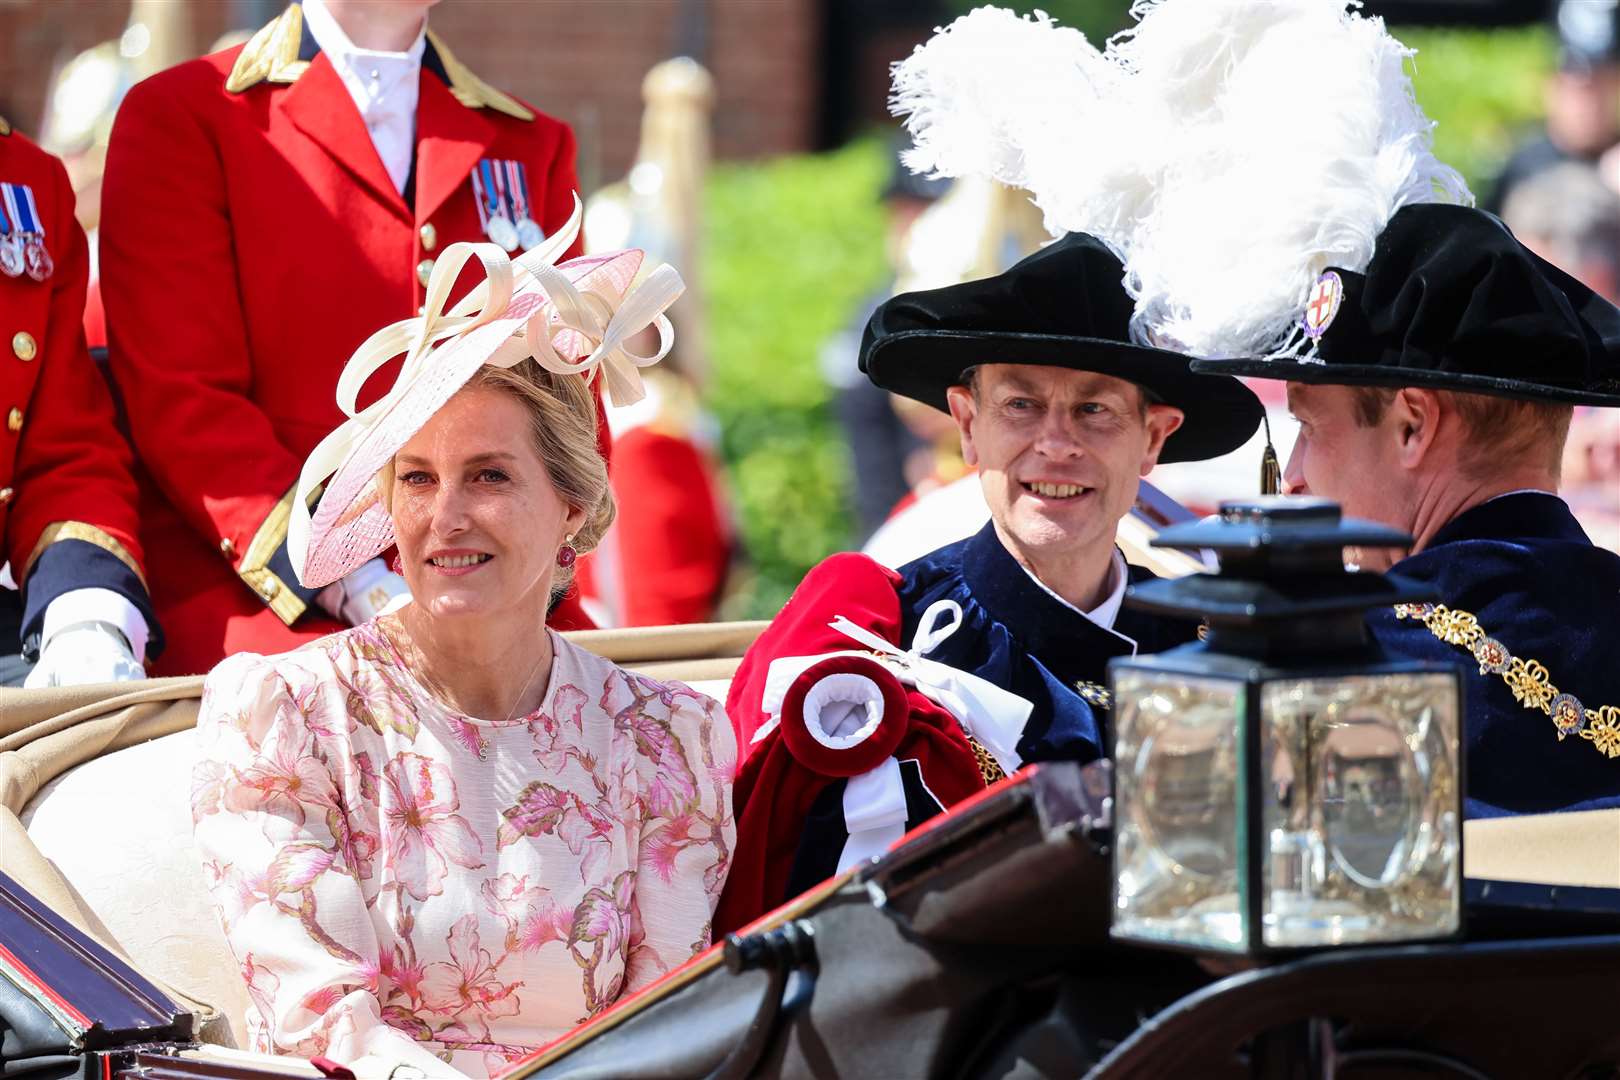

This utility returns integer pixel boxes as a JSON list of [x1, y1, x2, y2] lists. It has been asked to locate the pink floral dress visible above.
[[191, 623, 736, 1078]]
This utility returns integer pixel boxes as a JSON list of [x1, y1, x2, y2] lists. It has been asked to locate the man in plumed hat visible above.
[[861, 0, 1620, 823], [1192, 205, 1620, 820], [100, 0, 594, 676], [715, 234, 1264, 933]]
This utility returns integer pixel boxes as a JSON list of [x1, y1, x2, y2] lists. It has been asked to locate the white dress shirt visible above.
[[301, 0, 427, 195], [1018, 547, 1129, 629]]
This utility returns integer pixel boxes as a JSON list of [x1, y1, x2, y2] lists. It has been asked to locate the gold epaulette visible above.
[[0, 116, 11, 137], [225, 4, 534, 122], [425, 31, 534, 121], [224, 4, 309, 93], [24, 522, 146, 589]]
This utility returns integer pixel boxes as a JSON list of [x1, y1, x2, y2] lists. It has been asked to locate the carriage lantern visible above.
[[1107, 498, 1464, 954]]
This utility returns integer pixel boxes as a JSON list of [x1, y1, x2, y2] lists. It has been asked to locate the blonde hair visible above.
[[379, 360, 615, 599]]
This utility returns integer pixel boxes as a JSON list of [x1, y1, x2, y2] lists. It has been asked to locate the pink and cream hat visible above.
[[288, 196, 684, 589]]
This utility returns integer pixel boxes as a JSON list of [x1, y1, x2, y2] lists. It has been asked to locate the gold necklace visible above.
[[381, 614, 551, 726]]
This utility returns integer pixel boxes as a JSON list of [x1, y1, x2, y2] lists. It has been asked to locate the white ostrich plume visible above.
[[890, 0, 1472, 360], [889, 7, 1158, 248]]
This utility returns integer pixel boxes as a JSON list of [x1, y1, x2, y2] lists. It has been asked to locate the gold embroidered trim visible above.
[[1394, 602, 1620, 758], [1076, 680, 1113, 709], [966, 734, 1006, 787], [224, 9, 532, 122], [426, 31, 535, 121], [24, 521, 146, 589], [224, 5, 309, 93], [238, 485, 307, 625]]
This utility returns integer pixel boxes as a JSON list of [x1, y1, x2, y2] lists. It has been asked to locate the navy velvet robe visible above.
[[763, 524, 1198, 906], [1367, 492, 1620, 819], [898, 522, 1200, 765]]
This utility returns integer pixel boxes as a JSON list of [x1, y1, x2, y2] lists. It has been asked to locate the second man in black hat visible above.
[[1193, 203, 1620, 820]]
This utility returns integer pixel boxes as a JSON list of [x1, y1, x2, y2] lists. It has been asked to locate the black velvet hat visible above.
[[859, 233, 1266, 464], [1190, 204, 1620, 407]]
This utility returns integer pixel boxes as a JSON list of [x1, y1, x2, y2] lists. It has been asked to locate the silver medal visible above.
[[515, 217, 544, 250], [23, 236, 52, 282], [486, 214, 520, 252], [0, 235, 22, 278]]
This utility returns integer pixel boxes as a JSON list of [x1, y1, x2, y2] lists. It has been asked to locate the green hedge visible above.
[[706, 25, 1555, 620], [706, 140, 890, 618], [1403, 24, 1553, 192]]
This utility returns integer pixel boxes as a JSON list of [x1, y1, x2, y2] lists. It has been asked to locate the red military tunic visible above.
[[0, 123, 152, 653], [102, 4, 594, 675]]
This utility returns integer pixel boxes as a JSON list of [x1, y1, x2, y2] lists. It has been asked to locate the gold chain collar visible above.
[[1394, 603, 1620, 759]]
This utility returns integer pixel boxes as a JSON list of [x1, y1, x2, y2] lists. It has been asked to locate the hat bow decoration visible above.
[[288, 195, 683, 585], [519, 257, 681, 407], [756, 600, 1033, 778]]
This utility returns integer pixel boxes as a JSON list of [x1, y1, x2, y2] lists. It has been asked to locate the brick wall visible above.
[[0, 0, 820, 186], [432, 0, 820, 186]]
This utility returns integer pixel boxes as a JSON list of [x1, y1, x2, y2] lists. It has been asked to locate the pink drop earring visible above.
[[556, 535, 577, 567], [391, 553, 403, 575]]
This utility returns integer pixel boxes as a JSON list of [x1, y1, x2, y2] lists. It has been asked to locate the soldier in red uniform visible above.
[[0, 121, 156, 686], [101, 0, 593, 676]]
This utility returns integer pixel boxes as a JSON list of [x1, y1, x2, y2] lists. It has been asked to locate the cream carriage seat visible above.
[[5, 622, 761, 1051]]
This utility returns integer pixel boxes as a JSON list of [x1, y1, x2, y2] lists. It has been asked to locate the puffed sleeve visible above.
[[623, 685, 738, 993], [191, 653, 458, 1076]]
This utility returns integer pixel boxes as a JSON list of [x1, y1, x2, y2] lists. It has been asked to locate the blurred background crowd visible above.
[[2, 0, 1617, 627]]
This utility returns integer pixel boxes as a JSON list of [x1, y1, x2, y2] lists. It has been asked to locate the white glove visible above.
[[25, 621, 145, 688], [315, 557, 411, 626]]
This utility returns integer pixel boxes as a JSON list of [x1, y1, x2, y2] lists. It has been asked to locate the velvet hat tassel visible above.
[[1259, 412, 1282, 496]]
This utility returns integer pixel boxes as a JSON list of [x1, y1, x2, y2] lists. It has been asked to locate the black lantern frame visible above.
[[1107, 498, 1467, 956]]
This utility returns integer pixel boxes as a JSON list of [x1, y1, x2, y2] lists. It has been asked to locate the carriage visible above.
[[5, 607, 1620, 1080]]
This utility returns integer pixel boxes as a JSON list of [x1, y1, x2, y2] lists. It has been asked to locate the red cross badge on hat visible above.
[[1302, 270, 1344, 339]]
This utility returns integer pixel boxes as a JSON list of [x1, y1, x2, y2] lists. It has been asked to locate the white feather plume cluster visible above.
[[890, 0, 1472, 359]]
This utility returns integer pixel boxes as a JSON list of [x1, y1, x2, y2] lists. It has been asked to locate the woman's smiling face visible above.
[[389, 385, 585, 623]]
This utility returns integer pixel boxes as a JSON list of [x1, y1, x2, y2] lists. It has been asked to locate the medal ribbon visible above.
[[0, 186, 23, 237], [490, 159, 511, 219], [0, 189, 11, 237], [16, 185, 43, 239], [505, 160, 530, 224], [470, 161, 502, 232]]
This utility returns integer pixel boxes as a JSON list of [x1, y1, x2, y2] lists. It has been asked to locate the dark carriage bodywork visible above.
[[7, 722, 1620, 1078], [0, 869, 193, 1078], [512, 764, 1620, 1080]]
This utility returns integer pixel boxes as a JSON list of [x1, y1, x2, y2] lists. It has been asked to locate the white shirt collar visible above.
[[1485, 488, 1560, 503], [1018, 548, 1129, 630], [302, 0, 427, 68], [301, 0, 427, 195]]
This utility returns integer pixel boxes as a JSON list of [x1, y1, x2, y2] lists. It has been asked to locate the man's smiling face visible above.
[[946, 363, 1183, 570]]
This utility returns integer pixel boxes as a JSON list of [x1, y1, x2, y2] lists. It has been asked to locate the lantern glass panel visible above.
[[1260, 673, 1462, 947], [1113, 669, 1246, 950]]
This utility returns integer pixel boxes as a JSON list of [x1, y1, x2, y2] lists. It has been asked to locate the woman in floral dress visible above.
[[192, 231, 733, 1077]]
